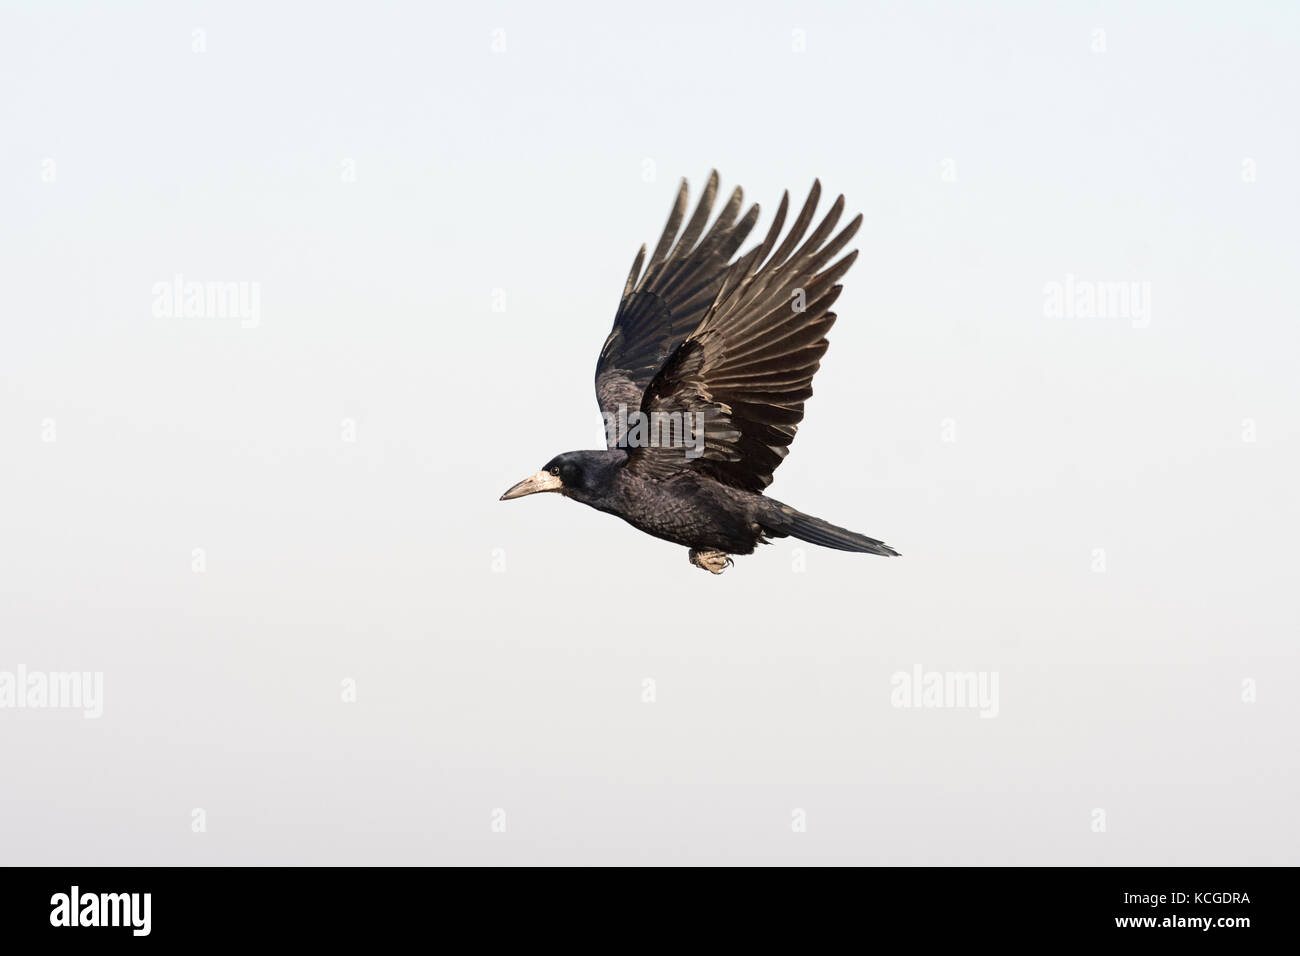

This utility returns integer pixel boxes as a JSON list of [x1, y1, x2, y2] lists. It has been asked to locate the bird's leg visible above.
[[688, 549, 733, 574]]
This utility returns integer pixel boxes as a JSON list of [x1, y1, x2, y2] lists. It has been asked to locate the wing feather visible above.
[[626, 181, 864, 491], [594, 172, 760, 443]]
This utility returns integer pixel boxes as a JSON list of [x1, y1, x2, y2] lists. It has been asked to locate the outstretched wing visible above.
[[595, 171, 759, 446], [626, 180, 863, 492]]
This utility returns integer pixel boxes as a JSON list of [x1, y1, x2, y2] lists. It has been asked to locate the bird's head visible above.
[[499, 450, 623, 502]]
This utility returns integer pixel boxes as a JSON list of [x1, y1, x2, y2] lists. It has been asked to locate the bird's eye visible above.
[[549, 467, 560, 477]]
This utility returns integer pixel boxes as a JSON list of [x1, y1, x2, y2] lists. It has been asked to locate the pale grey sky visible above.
[[1, 0, 1296, 864]]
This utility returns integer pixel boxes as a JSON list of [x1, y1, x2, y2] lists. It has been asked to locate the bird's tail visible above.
[[771, 505, 900, 556]]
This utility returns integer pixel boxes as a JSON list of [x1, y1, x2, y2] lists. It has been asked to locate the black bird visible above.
[[500, 171, 899, 573]]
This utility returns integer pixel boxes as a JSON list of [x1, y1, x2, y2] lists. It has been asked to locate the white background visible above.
[[1, 1, 1296, 864]]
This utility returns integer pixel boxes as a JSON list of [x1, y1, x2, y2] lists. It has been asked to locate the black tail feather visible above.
[[780, 509, 900, 556]]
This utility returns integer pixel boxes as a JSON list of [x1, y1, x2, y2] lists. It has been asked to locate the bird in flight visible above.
[[500, 171, 899, 573]]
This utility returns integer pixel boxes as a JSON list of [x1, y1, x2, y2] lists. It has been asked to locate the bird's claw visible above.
[[689, 549, 733, 574]]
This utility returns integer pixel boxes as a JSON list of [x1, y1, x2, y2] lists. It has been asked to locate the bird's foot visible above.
[[689, 549, 733, 574]]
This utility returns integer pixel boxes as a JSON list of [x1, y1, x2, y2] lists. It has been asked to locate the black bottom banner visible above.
[[0, 865, 1285, 943]]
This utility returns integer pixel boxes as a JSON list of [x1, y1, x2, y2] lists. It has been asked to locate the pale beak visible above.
[[499, 470, 563, 501]]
